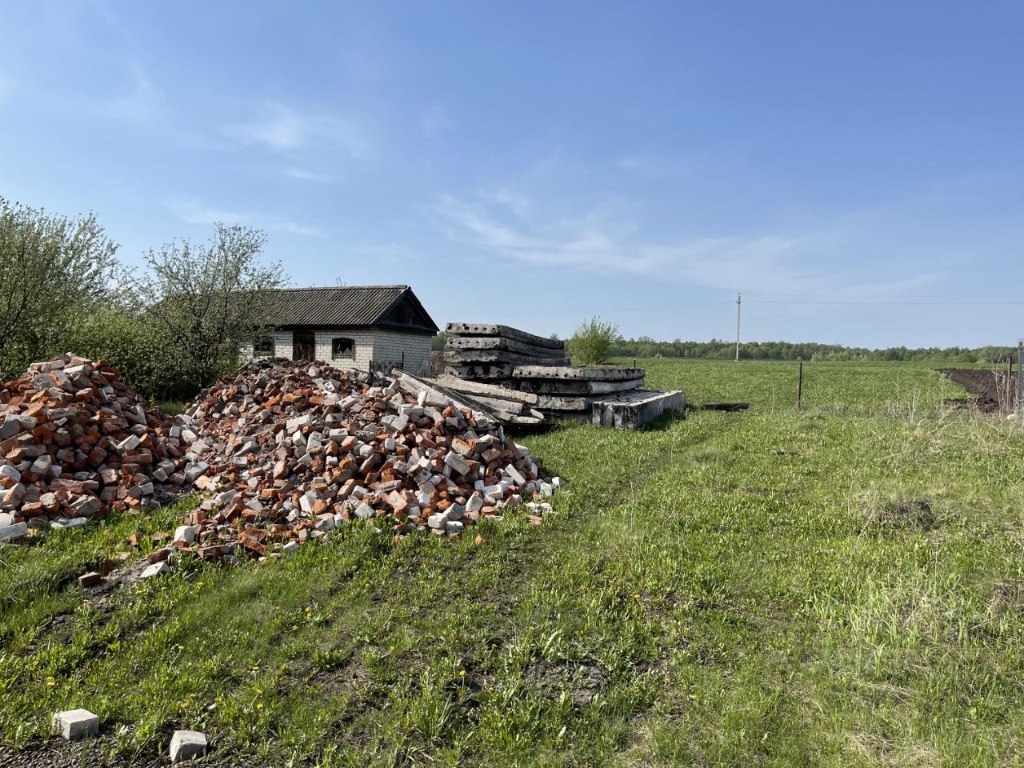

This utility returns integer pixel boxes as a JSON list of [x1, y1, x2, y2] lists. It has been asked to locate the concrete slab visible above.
[[513, 366, 645, 381], [445, 335, 567, 357], [591, 390, 685, 430], [446, 323, 565, 349], [444, 350, 569, 366], [517, 377, 646, 395], [445, 363, 516, 380]]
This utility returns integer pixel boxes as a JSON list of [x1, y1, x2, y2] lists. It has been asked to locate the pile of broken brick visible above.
[[1, 355, 560, 565], [156, 358, 557, 569], [0, 354, 187, 543]]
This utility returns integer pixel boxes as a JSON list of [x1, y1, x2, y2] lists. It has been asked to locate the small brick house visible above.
[[240, 285, 438, 374]]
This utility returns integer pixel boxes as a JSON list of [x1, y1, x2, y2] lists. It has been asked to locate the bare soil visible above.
[[939, 368, 1016, 412]]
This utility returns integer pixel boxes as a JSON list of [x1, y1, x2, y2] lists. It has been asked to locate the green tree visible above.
[[431, 331, 449, 351], [0, 198, 119, 378], [567, 315, 622, 365], [136, 223, 286, 393]]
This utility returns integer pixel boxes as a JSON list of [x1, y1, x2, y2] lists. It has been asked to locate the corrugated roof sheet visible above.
[[258, 285, 437, 331]]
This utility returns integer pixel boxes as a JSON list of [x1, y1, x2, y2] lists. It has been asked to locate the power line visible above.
[[746, 299, 1024, 306]]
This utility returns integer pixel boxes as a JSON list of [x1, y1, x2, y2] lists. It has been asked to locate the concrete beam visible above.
[[432, 375, 540, 405], [591, 390, 685, 430]]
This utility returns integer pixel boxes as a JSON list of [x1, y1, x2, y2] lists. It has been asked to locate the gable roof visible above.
[[258, 285, 439, 334]]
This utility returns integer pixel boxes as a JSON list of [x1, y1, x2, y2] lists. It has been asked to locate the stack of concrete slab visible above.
[[444, 323, 568, 380], [435, 323, 685, 429]]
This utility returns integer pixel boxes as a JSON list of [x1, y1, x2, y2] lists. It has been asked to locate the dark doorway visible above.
[[293, 330, 315, 361]]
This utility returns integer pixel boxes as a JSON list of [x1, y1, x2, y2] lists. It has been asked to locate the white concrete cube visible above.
[[53, 708, 99, 740]]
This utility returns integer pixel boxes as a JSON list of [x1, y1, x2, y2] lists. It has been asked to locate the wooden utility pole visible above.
[[1007, 356, 1014, 415], [735, 293, 741, 362], [1018, 341, 1023, 411]]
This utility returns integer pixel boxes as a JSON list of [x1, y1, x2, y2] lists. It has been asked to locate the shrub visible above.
[[567, 315, 622, 365]]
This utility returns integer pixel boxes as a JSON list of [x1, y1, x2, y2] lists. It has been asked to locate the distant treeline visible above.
[[608, 339, 1018, 363], [431, 332, 1018, 363]]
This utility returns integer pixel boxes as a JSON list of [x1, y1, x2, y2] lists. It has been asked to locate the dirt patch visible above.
[[989, 580, 1024, 615], [522, 660, 608, 706], [0, 736, 264, 768], [939, 368, 1016, 412], [864, 498, 937, 533]]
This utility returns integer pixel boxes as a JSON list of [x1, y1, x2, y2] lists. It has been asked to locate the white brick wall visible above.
[[314, 330, 376, 371], [239, 331, 292, 363], [241, 329, 431, 374], [371, 330, 431, 375]]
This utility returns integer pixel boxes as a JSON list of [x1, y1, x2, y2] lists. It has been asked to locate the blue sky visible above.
[[1, 1, 1022, 347]]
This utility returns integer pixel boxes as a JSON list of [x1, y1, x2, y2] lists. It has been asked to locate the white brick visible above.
[[53, 709, 99, 740]]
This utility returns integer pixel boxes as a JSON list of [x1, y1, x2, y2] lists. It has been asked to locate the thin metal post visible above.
[[797, 361, 803, 410], [735, 293, 741, 362]]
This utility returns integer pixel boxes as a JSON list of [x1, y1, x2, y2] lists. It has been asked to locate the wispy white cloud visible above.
[[283, 166, 333, 183], [169, 200, 248, 226], [420, 103, 453, 140], [280, 222, 326, 238], [224, 102, 369, 157], [615, 151, 695, 180], [436, 191, 941, 298], [168, 200, 324, 238]]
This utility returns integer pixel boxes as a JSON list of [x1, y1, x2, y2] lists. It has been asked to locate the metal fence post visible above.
[[1018, 341, 1023, 409]]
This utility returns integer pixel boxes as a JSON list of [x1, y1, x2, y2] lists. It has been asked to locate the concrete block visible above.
[[170, 729, 207, 763], [173, 525, 196, 545], [0, 522, 29, 542], [53, 708, 99, 740], [140, 561, 170, 579], [591, 390, 685, 430]]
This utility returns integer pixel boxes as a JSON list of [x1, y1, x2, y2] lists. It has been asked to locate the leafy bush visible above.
[[61, 307, 194, 401], [567, 315, 622, 365]]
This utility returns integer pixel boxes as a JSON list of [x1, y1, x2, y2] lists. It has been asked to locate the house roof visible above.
[[258, 285, 439, 333]]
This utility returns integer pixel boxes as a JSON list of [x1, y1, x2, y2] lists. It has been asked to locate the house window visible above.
[[332, 337, 355, 359], [253, 335, 274, 357]]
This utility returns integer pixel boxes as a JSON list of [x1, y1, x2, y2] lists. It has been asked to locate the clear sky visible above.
[[1, 1, 1022, 348]]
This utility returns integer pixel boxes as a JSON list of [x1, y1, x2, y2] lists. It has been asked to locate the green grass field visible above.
[[3, 360, 1024, 766]]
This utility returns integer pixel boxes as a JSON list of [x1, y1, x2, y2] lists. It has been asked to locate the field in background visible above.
[[3, 360, 1024, 766]]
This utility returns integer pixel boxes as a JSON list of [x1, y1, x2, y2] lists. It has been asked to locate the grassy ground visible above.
[[3, 360, 1024, 766]]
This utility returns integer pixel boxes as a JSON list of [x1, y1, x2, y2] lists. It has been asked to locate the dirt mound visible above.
[[938, 368, 1015, 412], [0, 355, 188, 539]]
